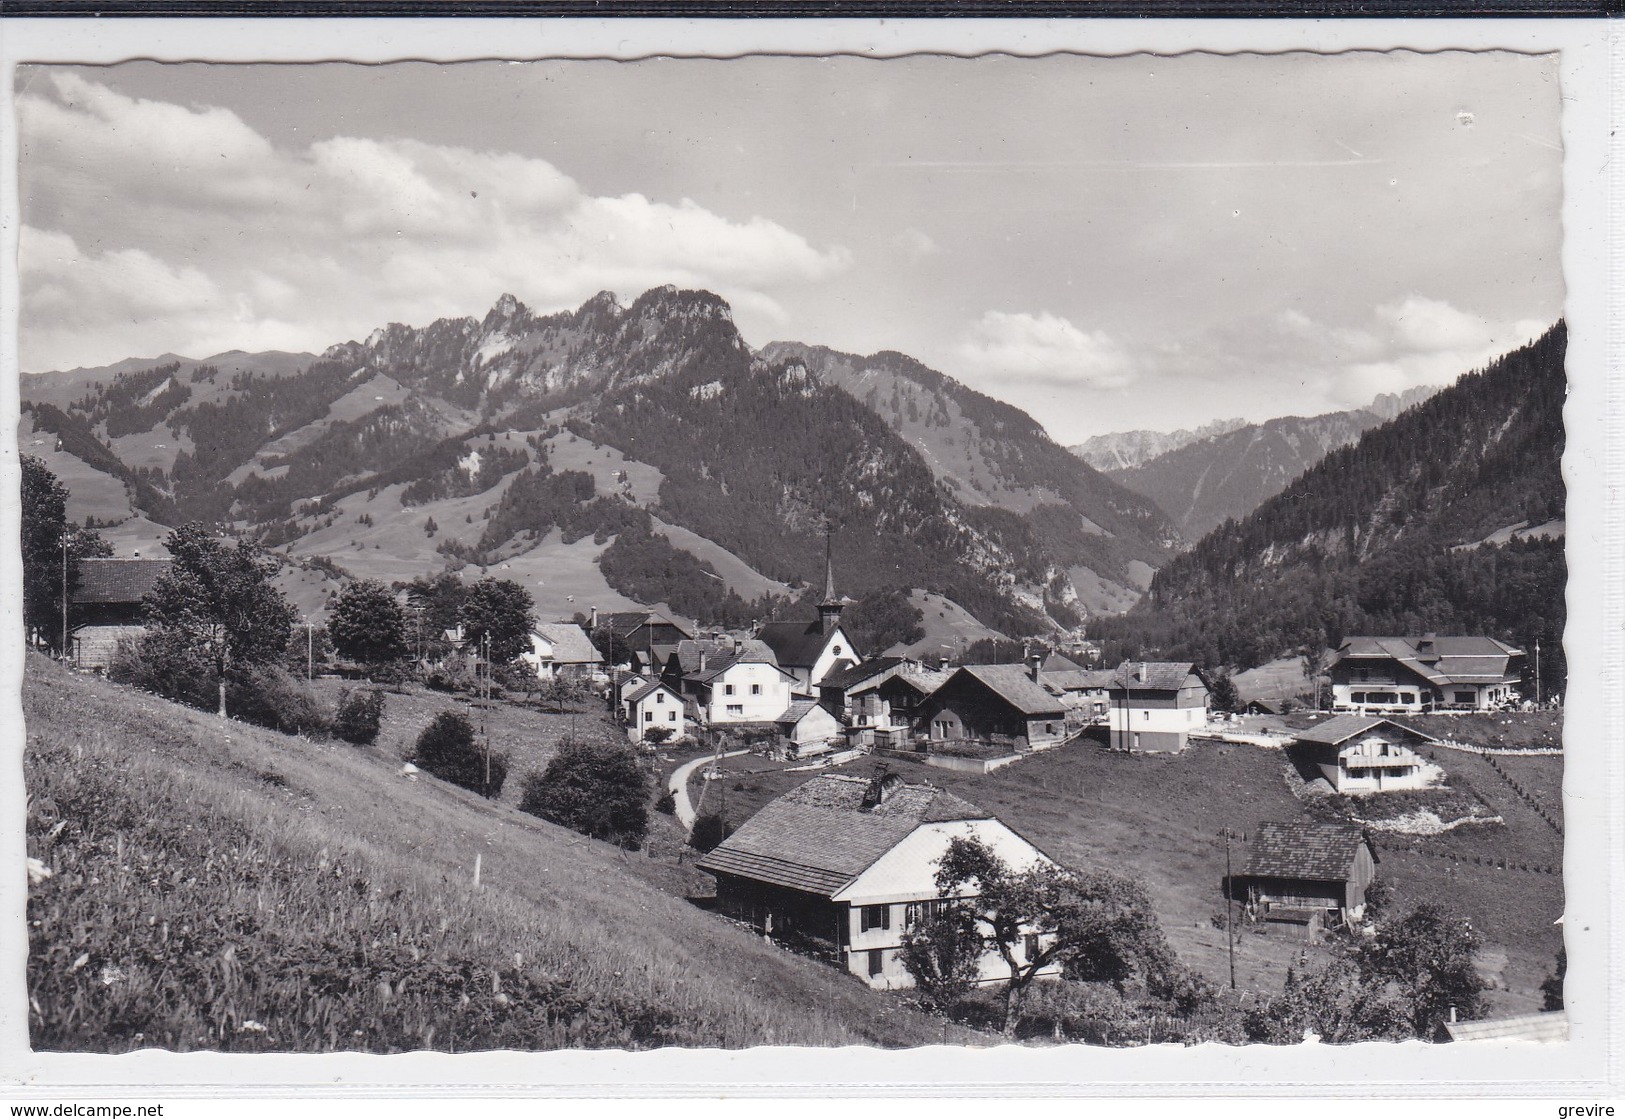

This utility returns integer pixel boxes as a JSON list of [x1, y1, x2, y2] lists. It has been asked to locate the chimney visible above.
[[132, 549, 140, 559], [861, 761, 899, 810], [1026, 649, 1043, 683], [589, 605, 598, 629], [1136, 662, 1147, 684]]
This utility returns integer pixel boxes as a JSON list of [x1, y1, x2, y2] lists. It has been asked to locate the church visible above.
[[755, 541, 860, 696]]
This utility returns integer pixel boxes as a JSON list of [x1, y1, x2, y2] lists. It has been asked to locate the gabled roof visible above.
[[71, 558, 172, 605], [624, 680, 681, 705], [1445, 1011, 1568, 1043], [1294, 715, 1439, 748], [1045, 668, 1116, 693], [666, 637, 778, 676], [1040, 651, 1084, 673], [532, 622, 604, 665], [951, 664, 1067, 716], [756, 617, 844, 669], [697, 773, 991, 897], [1109, 661, 1204, 692], [820, 656, 907, 691], [775, 697, 837, 727], [600, 610, 695, 639], [1336, 636, 1523, 685], [1241, 821, 1374, 883]]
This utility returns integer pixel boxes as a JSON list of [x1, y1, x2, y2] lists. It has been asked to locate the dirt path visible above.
[[667, 749, 750, 830]]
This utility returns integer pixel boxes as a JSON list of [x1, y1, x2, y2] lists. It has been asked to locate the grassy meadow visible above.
[[22, 654, 981, 1052], [699, 733, 1564, 1016]]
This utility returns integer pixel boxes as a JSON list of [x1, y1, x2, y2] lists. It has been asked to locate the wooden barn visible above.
[[914, 664, 1068, 751], [1237, 820, 1379, 928], [697, 769, 1060, 989], [69, 558, 171, 670]]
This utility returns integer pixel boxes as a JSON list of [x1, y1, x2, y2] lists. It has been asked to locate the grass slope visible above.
[[708, 736, 1562, 1015], [23, 656, 972, 1052]]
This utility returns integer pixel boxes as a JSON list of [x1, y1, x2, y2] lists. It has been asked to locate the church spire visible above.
[[817, 526, 848, 634]]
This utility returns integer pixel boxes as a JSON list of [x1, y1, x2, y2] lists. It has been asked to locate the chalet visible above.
[[698, 770, 1061, 989], [1330, 635, 1524, 714], [1236, 820, 1379, 929], [662, 637, 796, 725], [915, 663, 1069, 751], [1294, 716, 1440, 794], [519, 622, 605, 681], [1107, 661, 1209, 753], [755, 552, 859, 695], [69, 558, 172, 669], [623, 680, 687, 744], [774, 698, 843, 755], [595, 608, 694, 667]]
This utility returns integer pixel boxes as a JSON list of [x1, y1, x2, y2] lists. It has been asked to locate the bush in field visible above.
[[688, 812, 732, 854], [412, 711, 506, 798], [110, 636, 329, 738], [227, 667, 332, 738], [519, 738, 649, 848], [653, 790, 677, 816], [334, 688, 385, 746], [641, 725, 674, 747]]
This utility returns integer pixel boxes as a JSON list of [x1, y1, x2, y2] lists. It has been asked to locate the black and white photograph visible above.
[[2, 17, 1617, 1099]]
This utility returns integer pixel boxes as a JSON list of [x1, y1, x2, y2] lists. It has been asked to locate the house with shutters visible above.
[[1107, 661, 1210, 753], [69, 558, 172, 669], [622, 680, 688, 744], [1235, 820, 1379, 929], [519, 621, 605, 681], [697, 770, 1061, 989], [914, 662, 1069, 752], [818, 656, 948, 749], [1294, 715, 1441, 794], [1330, 635, 1524, 714], [755, 548, 860, 695], [661, 637, 797, 725]]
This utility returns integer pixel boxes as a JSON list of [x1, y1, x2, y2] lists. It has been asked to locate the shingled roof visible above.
[[1337, 636, 1523, 685], [1109, 661, 1203, 692], [532, 622, 604, 666], [71, 559, 172, 605], [1294, 715, 1439, 747], [1241, 821, 1375, 883], [819, 656, 906, 691], [955, 664, 1067, 716], [697, 773, 991, 897], [600, 610, 694, 640]]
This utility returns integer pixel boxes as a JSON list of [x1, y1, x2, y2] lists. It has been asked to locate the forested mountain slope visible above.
[[1092, 323, 1567, 693]]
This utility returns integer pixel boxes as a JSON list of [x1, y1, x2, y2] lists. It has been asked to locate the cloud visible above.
[[954, 310, 1136, 389], [17, 73, 851, 370]]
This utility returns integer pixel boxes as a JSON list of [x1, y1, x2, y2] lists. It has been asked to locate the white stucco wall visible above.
[[706, 662, 794, 723]]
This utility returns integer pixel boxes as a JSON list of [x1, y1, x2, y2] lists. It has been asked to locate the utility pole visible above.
[[60, 532, 69, 660], [1535, 638, 1542, 708], [1223, 828, 1237, 990], [306, 621, 314, 682], [480, 631, 492, 794]]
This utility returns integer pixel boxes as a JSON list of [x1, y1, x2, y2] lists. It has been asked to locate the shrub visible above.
[[642, 725, 674, 747], [689, 812, 732, 853], [226, 667, 332, 738], [334, 688, 385, 746], [519, 738, 650, 849], [412, 711, 506, 798], [654, 791, 677, 816]]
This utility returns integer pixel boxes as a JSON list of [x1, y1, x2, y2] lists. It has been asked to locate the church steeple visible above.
[[817, 527, 848, 635]]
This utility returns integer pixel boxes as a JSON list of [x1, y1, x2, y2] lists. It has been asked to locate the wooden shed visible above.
[[1237, 820, 1379, 926]]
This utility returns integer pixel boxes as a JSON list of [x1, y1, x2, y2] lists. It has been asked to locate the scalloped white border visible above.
[[0, 16, 1615, 1098]]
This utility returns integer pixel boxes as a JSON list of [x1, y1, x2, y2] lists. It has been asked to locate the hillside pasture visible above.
[[697, 734, 1563, 1015], [883, 590, 1006, 658], [23, 655, 982, 1052]]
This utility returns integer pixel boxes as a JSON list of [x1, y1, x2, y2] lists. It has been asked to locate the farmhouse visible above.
[[915, 663, 1069, 751], [1236, 820, 1379, 928], [519, 622, 605, 681], [622, 680, 687, 744], [662, 637, 797, 725], [69, 558, 171, 669], [1294, 715, 1440, 794], [698, 770, 1061, 989], [596, 608, 694, 669], [1043, 667, 1115, 722], [755, 554, 859, 694], [1107, 661, 1209, 753], [1330, 635, 1524, 714]]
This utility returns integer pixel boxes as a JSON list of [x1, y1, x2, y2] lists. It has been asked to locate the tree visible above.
[[1356, 902, 1486, 1038], [334, 688, 385, 746], [459, 577, 535, 664], [401, 572, 468, 660], [688, 812, 732, 853], [328, 579, 409, 670], [930, 836, 1177, 1035], [21, 455, 111, 652], [1205, 667, 1240, 714], [898, 904, 984, 1011], [412, 711, 505, 797], [142, 523, 297, 717], [519, 738, 650, 848]]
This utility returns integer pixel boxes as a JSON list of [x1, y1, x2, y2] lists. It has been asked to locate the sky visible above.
[[15, 53, 1564, 443]]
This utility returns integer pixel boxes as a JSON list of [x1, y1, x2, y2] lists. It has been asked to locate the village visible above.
[[37, 517, 1568, 1046]]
